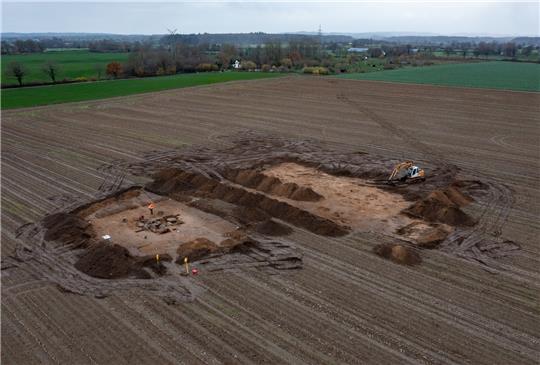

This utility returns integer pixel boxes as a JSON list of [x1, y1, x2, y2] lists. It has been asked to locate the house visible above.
[[347, 47, 369, 53]]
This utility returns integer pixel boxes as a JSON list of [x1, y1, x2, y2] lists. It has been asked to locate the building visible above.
[[347, 47, 369, 53]]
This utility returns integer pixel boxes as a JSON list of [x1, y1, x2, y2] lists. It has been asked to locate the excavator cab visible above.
[[407, 166, 421, 178]]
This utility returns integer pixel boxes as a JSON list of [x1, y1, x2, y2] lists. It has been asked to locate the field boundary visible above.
[[1, 73, 289, 110], [333, 77, 540, 94]]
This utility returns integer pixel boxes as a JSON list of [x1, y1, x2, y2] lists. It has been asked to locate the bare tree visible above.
[[7, 61, 27, 86], [94, 63, 103, 80], [42, 61, 60, 83]]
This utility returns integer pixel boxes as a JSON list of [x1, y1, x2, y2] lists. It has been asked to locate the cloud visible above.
[[1, 2, 538, 36]]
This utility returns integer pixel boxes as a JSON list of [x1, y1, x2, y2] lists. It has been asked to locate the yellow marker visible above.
[[184, 257, 189, 274], [156, 254, 160, 263]]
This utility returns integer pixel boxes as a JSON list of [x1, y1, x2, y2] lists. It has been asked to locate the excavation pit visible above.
[[257, 163, 421, 237], [81, 189, 242, 260]]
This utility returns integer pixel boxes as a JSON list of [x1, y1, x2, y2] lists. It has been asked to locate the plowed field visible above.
[[2, 77, 539, 364]]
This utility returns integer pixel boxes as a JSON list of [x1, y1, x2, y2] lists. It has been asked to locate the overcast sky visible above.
[[2, 1, 538, 36]]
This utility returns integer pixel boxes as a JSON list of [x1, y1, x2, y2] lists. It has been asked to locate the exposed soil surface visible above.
[[262, 162, 418, 235], [3, 78, 537, 365], [373, 243, 422, 266], [87, 190, 239, 258], [8, 132, 514, 297]]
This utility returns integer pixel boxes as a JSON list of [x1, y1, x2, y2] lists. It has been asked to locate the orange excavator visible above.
[[387, 161, 425, 184]]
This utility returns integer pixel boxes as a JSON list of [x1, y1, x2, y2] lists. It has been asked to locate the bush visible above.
[[242, 61, 257, 71], [196, 63, 218, 72], [106, 61, 123, 79], [302, 67, 329, 75], [280, 58, 292, 69], [261, 64, 271, 72]]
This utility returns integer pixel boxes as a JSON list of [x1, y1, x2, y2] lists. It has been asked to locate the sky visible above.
[[1, 1, 538, 36]]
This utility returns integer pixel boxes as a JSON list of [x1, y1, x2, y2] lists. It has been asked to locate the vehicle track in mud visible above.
[[2, 77, 539, 365], [336, 88, 517, 268]]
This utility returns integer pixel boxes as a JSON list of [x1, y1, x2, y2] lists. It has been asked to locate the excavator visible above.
[[387, 161, 425, 185]]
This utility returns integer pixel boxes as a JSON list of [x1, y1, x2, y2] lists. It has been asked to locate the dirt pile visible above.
[[404, 187, 475, 227], [254, 219, 293, 236], [396, 222, 452, 248], [148, 169, 349, 237], [176, 238, 219, 262], [75, 242, 170, 279], [175, 235, 257, 263], [373, 243, 422, 266], [226, 169, 323, 201], [42, 212, 93, 248]]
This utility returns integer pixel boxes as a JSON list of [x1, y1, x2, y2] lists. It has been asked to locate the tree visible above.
[[218, 44, 237, 70], [444, 46, 453, 57], [106, 61, 123, 79], [503, 42, 517, 58], [42, 61, 60, 83], [242, 60, 257, 71], [522, 45, 533, 58], [7, 61, 26, 86], [94, 63, 103, 80]]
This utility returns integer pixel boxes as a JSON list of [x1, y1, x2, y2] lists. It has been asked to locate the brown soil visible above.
[[396, 222, 453, 248], [373, 243, 422, 266], [403, 187, 475, 226], [226, 169, 322, 201], [261, 163, 417, 235], [42, 212, 93, 248], [147, 168, 349, 237], [254, 219, 293, 236], [86, 191, 238, 259], [176, 238, 219, 262], [3, 77, 536, 365], [74, 242, 171, 279]]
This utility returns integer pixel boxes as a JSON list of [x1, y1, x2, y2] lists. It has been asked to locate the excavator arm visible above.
[[388, 161, 413, 181]]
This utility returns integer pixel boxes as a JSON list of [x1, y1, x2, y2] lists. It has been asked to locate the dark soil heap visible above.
[[176, 238, 219, 262], [404, 187, 475, 227], [254, 219, 293, 236], [374, 243, 422, 266], [42, 212, 92, 248], [226, 169, 323, 202], [75, 242, 171, 279], [147, 168, 349, 237]]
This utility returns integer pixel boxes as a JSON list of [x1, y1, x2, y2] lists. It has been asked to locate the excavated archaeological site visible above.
[[9, 133, 519, 302]]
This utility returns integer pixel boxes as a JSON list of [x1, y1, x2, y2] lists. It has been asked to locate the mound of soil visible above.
[[403, 187, 475, 227], [136, 254, 172, 276], [75, 242, 170, 279], [42, 212, 92, 247], [75, 243, 136, 279], [233, 206, 270, 223], [373, 243, 422, 266], [254, 219, 293, 236], [148, 168, 349, 237], [176, 238, 219, 262], [396, 222, 451, 248], [226, 169, 323, 202]]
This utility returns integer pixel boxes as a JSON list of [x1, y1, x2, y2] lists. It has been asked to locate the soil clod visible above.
[[373, 243, 422, 266]]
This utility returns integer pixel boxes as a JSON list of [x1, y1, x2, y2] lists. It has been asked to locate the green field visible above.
[[337, 61, 540, 92], [1, 72, 284, 109], [1, 50, 129, 85]]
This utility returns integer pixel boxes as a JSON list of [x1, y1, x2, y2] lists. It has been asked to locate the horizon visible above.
[[2, 2, 538, 37]]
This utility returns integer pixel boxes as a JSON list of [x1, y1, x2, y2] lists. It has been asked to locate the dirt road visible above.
[[2, 77, 539, 364]]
